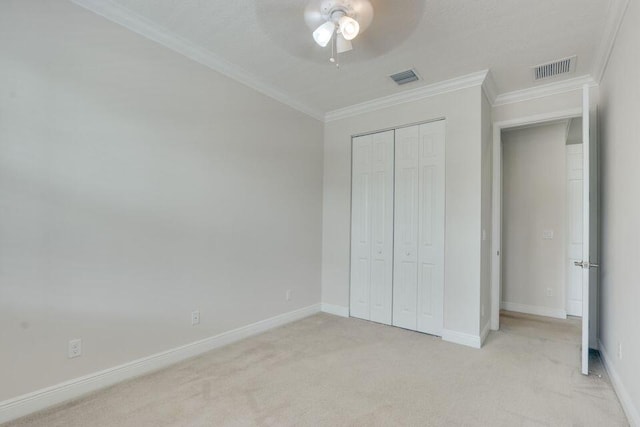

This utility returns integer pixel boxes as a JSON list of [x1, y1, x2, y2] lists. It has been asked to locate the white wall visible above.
[[598, 0, 640, 422], [501, 122, 568, 316], [480, 92, 493, 334], [321, 86, 484, 339], [0, 0, 323, 402]]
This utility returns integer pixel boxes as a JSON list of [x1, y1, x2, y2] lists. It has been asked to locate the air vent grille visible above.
[[390, 69, 420, 85], [533, 56, 576, 81]]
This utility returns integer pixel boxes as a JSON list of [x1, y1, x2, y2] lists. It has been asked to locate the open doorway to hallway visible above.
[[500, 119, 584, 322]]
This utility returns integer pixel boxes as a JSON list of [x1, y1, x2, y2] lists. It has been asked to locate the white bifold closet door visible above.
[[393, 120, 445, 335], [350, 130, 394, 325]]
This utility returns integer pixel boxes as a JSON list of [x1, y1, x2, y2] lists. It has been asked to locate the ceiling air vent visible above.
[[533, 56, 576, 81], [390, 69, 420, 85]]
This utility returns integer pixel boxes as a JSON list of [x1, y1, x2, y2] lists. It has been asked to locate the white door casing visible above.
[[349, 131, 394, 324]]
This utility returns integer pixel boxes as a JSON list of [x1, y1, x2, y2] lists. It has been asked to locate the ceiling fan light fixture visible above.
[[336, 34, 353, 53], [338, 15, 360, 41], [313, 21, 335, 47]]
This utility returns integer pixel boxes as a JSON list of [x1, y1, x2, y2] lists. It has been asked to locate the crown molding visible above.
[[592, 0, 630, 83], [481, 70, 498, 105], [493, 75, 597, 107], [325, 70, 489, 122], [71, 0, 325, 121]]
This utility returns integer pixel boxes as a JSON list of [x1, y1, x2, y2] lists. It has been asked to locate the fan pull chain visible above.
[[329, 26, 339, 68]]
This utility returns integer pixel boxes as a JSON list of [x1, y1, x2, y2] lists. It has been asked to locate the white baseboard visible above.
[[321, 303, 349, 317], [501, 301, 567, 319], [598, 340, 640, 426], [0, 303, 321, 424], [480, 321, 491, 347], [442, 329, 482, 349]]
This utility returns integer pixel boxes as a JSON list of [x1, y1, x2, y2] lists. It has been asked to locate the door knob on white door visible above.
[[574, 261, 600, 268]]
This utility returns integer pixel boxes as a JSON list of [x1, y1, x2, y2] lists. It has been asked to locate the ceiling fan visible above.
[[304, 0, 374, 66]]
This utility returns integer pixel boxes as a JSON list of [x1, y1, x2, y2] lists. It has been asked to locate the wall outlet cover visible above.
[[68, 339, 82, 359], [191, 310, 200, 326]]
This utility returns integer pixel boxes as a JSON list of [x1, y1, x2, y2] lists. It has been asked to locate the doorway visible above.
[[499, 119, 583, 320], [491, 86, 598, 375]]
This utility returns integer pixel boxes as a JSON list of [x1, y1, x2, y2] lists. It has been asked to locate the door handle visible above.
[[574, 261, 600, 269]]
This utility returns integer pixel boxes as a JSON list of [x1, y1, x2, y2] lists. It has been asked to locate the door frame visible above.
[[490, 108, 583, 331]]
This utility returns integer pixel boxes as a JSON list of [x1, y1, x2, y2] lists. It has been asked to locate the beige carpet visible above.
[[6, 311, 628, 426]]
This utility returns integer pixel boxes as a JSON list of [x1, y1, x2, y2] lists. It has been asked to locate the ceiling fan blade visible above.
[[336, 35, 353, 53]]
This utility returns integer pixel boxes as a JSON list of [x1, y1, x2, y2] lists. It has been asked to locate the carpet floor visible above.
[[6, 311, 628, 426]]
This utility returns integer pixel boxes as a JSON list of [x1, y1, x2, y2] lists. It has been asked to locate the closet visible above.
[[350, 120, 445, 336]]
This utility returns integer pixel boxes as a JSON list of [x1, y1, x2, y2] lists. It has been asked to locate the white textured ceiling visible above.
[[93, 0, 611, 114]]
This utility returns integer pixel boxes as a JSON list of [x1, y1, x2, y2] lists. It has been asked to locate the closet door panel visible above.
[[369, 131, 394, 325], [393, 126, 420, 330], [416, 121, 445, 335], [350, 131, 394, 323], [350, 136, 372, 320]]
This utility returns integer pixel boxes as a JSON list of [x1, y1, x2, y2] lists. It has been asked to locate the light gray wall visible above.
[[480, 92, 492, 332], [566, 118, 583, 145], [501, 122, 567, 313], [599, 0, 640, 420], [321, 86, 484, 337], [0, 1, 323, 401]]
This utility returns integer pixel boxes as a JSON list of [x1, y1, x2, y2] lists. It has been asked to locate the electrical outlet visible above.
[[546, 288, 553, 297], [68, 339, 82, 359], [191, 310, 200, 326], [285, 290, 292, 301], [542, 230, 554, 240], [618, 342, 622, 360]]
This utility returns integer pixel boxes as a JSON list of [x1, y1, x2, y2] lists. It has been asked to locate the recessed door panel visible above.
[[420, 263, 434, 317]]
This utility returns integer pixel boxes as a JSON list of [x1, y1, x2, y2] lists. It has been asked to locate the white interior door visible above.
[[350, 131, 394, 324], [566, 144, 583, 317], [393, 126, 419, 330], [416, 121, 445, 335], [393, 121, 445, 335], [578, 85, 597, 375]]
